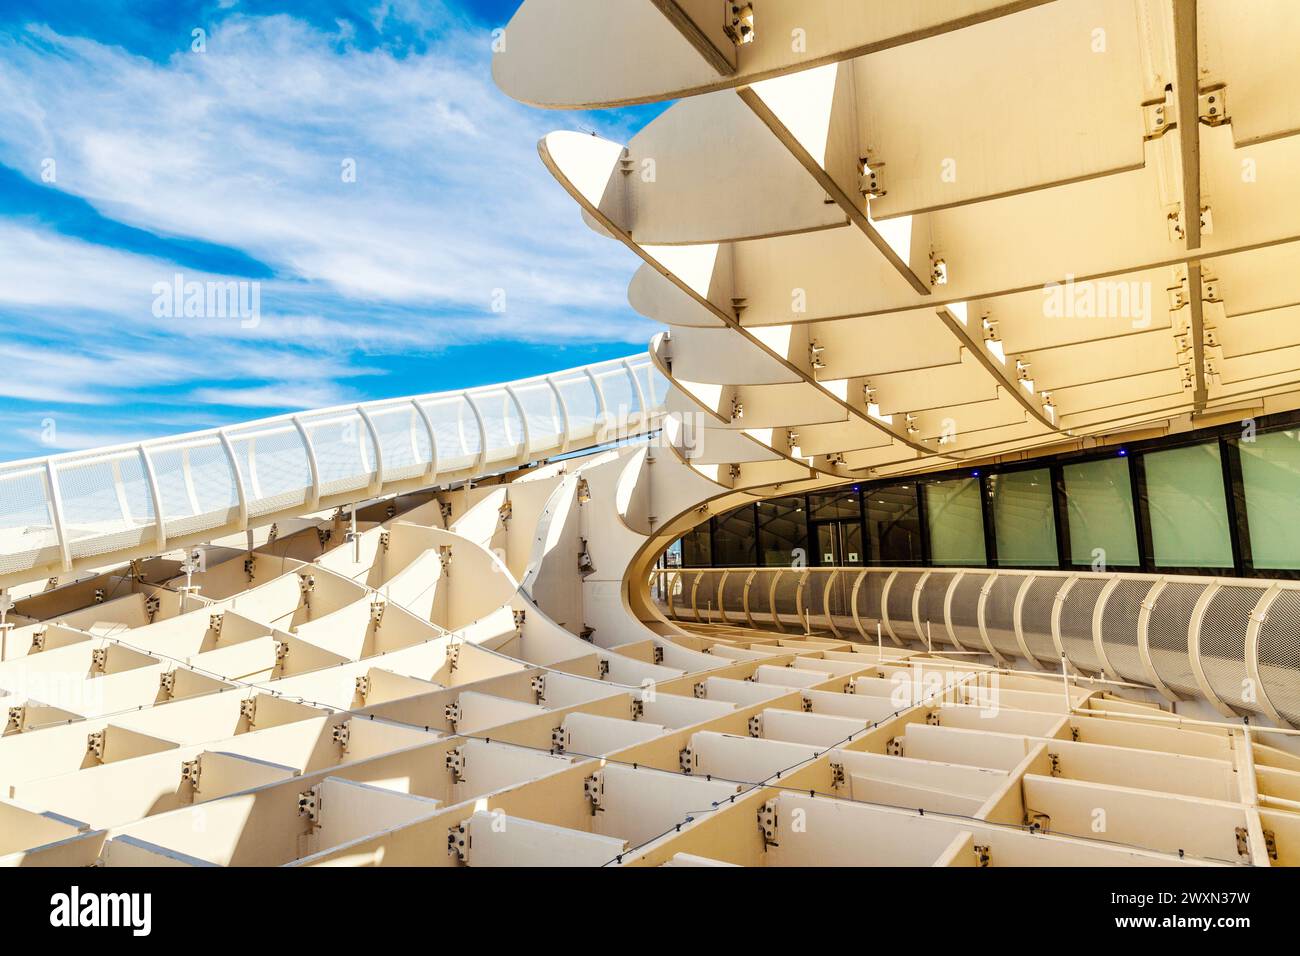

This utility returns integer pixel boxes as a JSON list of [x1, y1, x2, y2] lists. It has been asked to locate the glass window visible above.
[[924, 478, 986, 566], [866, 484, 923, 565], [757, 497, 807, 566], [680, 523, 712, 567], [1143, 443, 1233, 568], [808, 491, 861, 521], [1238, 428, 1300, 570], [814, 522, 864, 566], [713, 505, 757, 566], [987, 468, 1057, 567], [1062, 456, 1139, 567]]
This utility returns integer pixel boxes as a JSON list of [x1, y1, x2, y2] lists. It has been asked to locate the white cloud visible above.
[[0, 9, 657, 456]]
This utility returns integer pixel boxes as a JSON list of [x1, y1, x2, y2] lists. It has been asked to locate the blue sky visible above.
[[0, 0, 668, 458]]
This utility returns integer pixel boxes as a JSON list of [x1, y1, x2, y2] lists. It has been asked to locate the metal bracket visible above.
[[576, 478, 591, 505], [86, 730, 105, 762], [447, 643, 461, 673], [1142, 87, 1175, 140], [583, 771, 605, 812], [1264, 829, 1278, 862], [630, 699, 644, 720], [858, 158, 885, 198], [652, 646, 664, 665], [829, 762, 845, 788], [757, 799, 779, 848], [438, 545, 453, 576], [445, 701, 462, 731], [885, 736, 905, 757], [926, 711, 941, 726], [354, 675, 371, 703], [679, 746, 696, 774], [331, 722, 350, 752], [1198, 85, 1228, 126], [6, 706, 24, 733], [693, 681, 707, 699], [598, 658, 609, 679], [240, 697, 257, 727], [158, 671, 176, 699], [181, 757, 201, 793], [445, 747, 466, 783], [30, 628, 46, 653], [379, 529, 391, 552], [209, 612, 224, 638], [1235, 826, 1250, 858], [90, 647, 108, 676], [973, 844, 991, 867], [747, 714, 763, 738], [497, 499, 512, 526], [1048, 752, 1062, 777], [577, 538, 596, 577], [800, 695, 813, 712], [297, 787, 320, 824], [550, 726, 567, 754], [513, 609, 526, 630], [447, 821, 469, 863], [369, 597, 386, 626], [1026, 810, 1051, 833], [530, 675, 546, 704]]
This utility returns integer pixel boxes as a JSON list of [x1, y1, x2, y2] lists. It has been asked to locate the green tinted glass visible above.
[[1062, 457, 1139, 567], [1144, 443, 1232, 568], [924, 478, 986, 566], [988, 468, 1057, 566], [1239, 429, 1300, 570]]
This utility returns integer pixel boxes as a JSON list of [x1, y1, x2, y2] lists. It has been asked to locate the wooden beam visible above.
[[647, 0, 737, 77]]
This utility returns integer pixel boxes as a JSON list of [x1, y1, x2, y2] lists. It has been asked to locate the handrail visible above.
[[649, 565, 1300, 730], [0, 353, 666, 586]]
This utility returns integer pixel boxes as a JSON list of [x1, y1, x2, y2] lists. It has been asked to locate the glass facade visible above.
[[1062, 456, 1139, 568], [988, 468, 1057, 567], [1238, 428, 1300, 571], [923, 478, 986, 566], [1143, 443, 1233, 569], [712, 505, 757, 566], [757, 497, 807, 566], [865, 484, 923, 565], [674, 418, 1300, 577]]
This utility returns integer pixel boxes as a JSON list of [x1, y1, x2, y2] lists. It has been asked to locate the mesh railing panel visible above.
[[984, 574, 1024, 658], [853, 571, 887, 637], [368, 402, 433, 482], [886, 571, 924, 642], [1059, 577, 1107, 674], [302, 410, 376, 498], [228, 425, 311, 519], [917, 572, 956, 648], [1258, 589, 1300, 727], [772, 571, 804, 629], [949, 572, 990, 651], [1199, 585, 1266, 713], [57, 449, 155, 560], [1099, 577, 1157, 683], [0, 464, 59, 575], [1020, 575, 1066, 664], [1147, 581, 1209, 697]]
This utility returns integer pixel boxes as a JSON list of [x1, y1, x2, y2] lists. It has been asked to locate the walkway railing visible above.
[[0, 354, 667, 584], [650, 565, 1300, 729]]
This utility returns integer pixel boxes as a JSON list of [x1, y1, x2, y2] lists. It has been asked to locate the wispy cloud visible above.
[[0, 5, 656, 458]]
